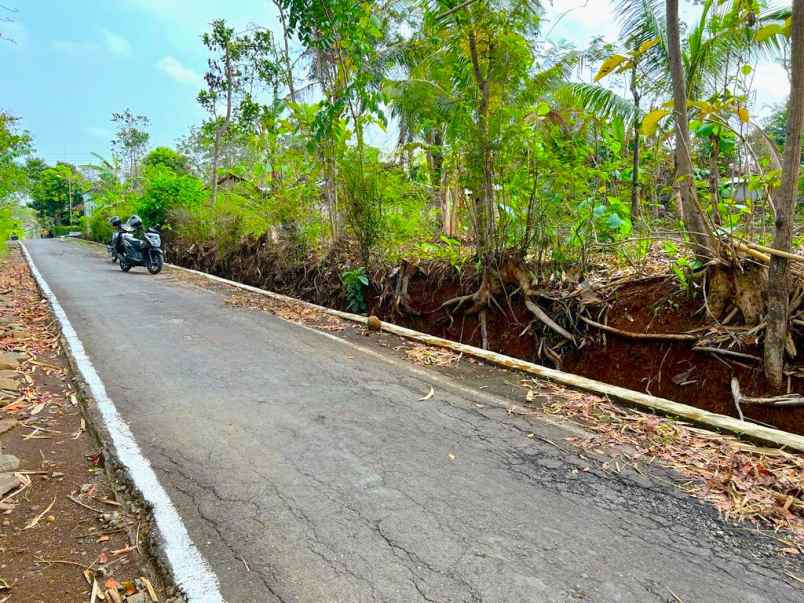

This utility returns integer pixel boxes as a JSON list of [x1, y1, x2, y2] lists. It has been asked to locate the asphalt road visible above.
[[24, 239, 801, 602]]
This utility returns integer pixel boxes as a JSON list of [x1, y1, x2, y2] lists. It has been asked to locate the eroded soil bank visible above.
[[166, 235, 804, 436]]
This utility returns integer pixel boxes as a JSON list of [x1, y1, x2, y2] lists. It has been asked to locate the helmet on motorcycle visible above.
[[109, 216, 122, 227], [128, 215, 143, 229]]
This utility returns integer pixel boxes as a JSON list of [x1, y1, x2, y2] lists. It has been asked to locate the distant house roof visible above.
[[216, 172, 269, 195]]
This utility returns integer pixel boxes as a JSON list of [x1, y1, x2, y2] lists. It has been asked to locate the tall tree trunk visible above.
[[274, 0, 297, 102], [210, 126, 222, 205], [666, 0, 716, 262], [324, 152, 339, 241], [630, 63, 640, 222], [468, 29, 494, 264], [429, 130, 446, 232], [211, 46, 234, 206], [650, 137, 661, 218], [764, 0, 804, 389]]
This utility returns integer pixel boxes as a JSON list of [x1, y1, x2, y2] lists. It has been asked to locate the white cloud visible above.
[[544, 0, 619, 43], [0, 21, 29, 47], [545, 0, 707, 47], [550, 0, 615, 28], [752, 61, 791, 116], [156, 55, 202, 86], [52, 31, 131, 58], [102, 30, 132, 57]]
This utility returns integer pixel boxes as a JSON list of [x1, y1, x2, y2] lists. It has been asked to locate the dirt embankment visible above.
[[562, 278, 804, 436], [165, 235, 804, 436]]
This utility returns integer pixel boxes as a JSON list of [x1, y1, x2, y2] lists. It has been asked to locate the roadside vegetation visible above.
[[6, 1, 804, 432]]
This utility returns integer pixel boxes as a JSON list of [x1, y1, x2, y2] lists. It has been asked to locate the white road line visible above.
[[20, 242, 225, 603]]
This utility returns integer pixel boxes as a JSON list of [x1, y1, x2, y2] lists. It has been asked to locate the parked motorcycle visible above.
[[117, 216, 164, 275], [107, 216, 123, 263]]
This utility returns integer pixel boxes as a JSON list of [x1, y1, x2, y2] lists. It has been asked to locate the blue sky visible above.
[[0, 1, 792, 167], [1, 0, 277, 165]]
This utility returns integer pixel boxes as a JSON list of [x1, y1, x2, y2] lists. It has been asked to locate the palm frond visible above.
[[557, 82, 639, 123], [754, 4, 793, 58], [530, 53, 576, 91], [615, 0, 670, 85], [616, 0, 665, 46]]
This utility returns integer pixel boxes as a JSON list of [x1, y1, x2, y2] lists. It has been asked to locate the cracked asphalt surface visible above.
[[25, 239, 802, 602]]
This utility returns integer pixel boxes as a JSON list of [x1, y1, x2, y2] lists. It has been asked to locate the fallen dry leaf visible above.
[[405, 344, 461, 367], [23, 495, 55, 530], [28, 401, 45, 415], [529, 377, 804, 545]]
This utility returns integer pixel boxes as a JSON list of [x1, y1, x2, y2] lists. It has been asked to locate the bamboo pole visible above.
[[746, 241, 804, 264]]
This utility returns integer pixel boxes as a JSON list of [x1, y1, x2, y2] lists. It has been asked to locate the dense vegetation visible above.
[[0, 113, 36, 244], [6, 0, 804, 389]]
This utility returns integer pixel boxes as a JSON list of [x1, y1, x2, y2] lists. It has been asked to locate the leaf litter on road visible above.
[[524, 378, 804, 547], [225, 291, 345, 331], [403, 343, 462, 367]]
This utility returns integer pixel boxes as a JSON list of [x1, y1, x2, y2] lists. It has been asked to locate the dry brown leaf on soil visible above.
[[404, 344, 461, 367], [90, 578, 103, 602], [225, 292, 345, 331], [106, 589, 123, 603], [524, 378, 804, 544]]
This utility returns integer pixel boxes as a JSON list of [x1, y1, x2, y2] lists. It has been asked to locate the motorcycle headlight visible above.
[[145, 234, 161, 246]]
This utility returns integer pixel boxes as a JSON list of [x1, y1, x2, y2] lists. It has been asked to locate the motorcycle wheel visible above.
[[147, 252, 163, 275], [119, 259, 131, 273]]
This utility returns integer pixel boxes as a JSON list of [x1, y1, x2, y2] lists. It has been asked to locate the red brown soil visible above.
[[562, 278, 804, 437], [378, 272, 804, 436], [0, 247, 167, 602], [165, 236, 804, 437]]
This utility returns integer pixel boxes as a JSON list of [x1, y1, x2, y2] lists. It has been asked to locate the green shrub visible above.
[[135, 165, 206, 227], [341, 267, 369, 314], [340, 149, 431, 264], [83, 195, 135, 242], [53, 225, 79, 237]]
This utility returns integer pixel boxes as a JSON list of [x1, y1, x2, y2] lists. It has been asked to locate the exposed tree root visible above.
[[580, 316, 698, 341], [524, 299, 575, 343], [732, 378, 804, 416], [384, 260, 421, 318], [439, 254, 573, 351]]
